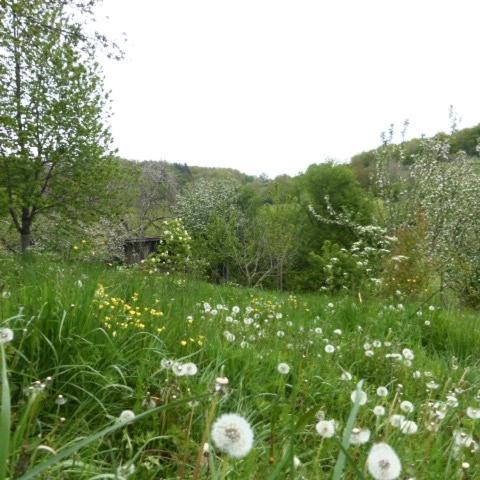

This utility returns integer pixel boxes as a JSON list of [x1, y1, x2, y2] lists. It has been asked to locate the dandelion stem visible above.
[[192, 394, 219, 480]]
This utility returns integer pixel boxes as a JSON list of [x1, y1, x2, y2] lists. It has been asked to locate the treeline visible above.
[[351, 123, 480, 187]]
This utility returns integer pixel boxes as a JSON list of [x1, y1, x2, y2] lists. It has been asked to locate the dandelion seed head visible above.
[[211, 413, 254, 458], [366, 443, 402, 480]]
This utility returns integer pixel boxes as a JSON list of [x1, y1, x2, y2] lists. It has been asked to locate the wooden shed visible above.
[[124, 237, 162, 264]]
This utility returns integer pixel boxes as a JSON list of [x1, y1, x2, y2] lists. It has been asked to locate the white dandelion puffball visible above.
[[350, 427, 371, 445], [0, 328, 14, 344], [366, 443, 402, 480], [466, 407, 480, 420], [183, 362, 198, 376], [277, 363, 290, 375], [376, 386, 389, 398], [118, 410, 135, 423], [402, 348, 414, 361], [351, 389, 368, 405], [161, 359, 173, 370], [373, 405, 386, 416], [172, 362, 186, 376], [324, 344, 335, 353], [389, 414, 405, 428], [315, 419, 336, 438], [400, 401, 414, 413], [400, 420, 418, 435], [211, 413, 254, 458]]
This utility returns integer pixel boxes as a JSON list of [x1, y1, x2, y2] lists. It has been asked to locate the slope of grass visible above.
[[0, 256, 480, 479]]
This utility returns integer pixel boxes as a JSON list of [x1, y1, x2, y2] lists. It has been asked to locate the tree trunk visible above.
[[20, 208, 33, 253]]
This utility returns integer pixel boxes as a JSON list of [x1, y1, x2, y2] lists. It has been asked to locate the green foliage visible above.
[[301, 162, 374, 250], [0, 258, 480, 478], [0, 0, 119, 251]]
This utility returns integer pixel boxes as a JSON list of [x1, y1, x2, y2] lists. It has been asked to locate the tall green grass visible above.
[[0, 256, 479, 478]]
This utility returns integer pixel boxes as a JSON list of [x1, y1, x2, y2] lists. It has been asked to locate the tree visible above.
[[301, 162, 374, 250], [0, 0, 119, 251]]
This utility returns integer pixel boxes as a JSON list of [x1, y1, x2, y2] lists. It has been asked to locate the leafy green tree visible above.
[[301, 162, 374, 250], [0, 0, 119, 251]]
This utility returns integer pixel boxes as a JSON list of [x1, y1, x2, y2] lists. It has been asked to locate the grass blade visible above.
[[332, 379, 364, 480], [0, 345, 11, 480]]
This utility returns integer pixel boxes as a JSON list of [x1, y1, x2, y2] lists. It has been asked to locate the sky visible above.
[[96, 0, 480, 178]]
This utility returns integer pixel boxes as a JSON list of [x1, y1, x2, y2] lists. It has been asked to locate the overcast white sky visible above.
[[96, 0, 480, 178]]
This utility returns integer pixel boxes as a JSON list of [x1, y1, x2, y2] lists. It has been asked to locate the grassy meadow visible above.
[[1, 257, 480, 479]]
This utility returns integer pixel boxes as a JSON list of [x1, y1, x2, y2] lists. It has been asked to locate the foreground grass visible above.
[[0, 257, 480, 479]]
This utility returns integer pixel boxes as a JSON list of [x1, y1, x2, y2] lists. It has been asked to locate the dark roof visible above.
[[124, 237, 161, 244]]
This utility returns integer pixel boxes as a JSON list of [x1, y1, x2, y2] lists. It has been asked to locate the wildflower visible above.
[[215, 376, 229, 393], [402, 348, 414, 361], [400, 401, 414, 413], [118, 410, 135, 423], [350, 427, 371, 445], [365, 350, 374, 357], [341, 371, 352, 381], [55, 394, 67, 406], [400, 420, 418, 434], [211, 413, 254, 458], [117, 463, 135, 479], [161, 359, 173, 369], [466, 407, 480, 419], [315, 419, 336, 438], [0, 328, 14, 344], [293, 455, 301, 468], [366, 443, 402, 480], [351, 389, 368, 406], [373, 405, 386, 416], [314, 327, 323, 334], [183, 362, 198, 376], [389, 414, 405, 428], [376, 386, 389, 397], [172, 362, 185, 376], [333, 329, 342, 335], [223, 331, 236, 342], [277, 363, 290, 375], [325, 344, 335, 353], [232, 306, 240, 314]]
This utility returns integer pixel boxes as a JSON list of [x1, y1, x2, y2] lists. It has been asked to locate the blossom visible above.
[[389, 414, 405, 427], [351, 389, 368, 405], [350, 427, 371, 445], [366, 443, 402, 480], [277, 363, 290, 375], [373, 405, 386, 416], [402, 348, 415, 361], [172, 362, 186, 376], [161, 359, 173, 369], [183, 362, 198, 376], [211, 413, 254, 458], [315, 419, 336, 438], [325, 344, 335, 353], [467, 407, 480, 419], [118, 410, 135, 423], [399, 420, 418, 434], [400, 401, 414, 413], [376, 386, 389, 397], [0, 328, 14, 344]]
